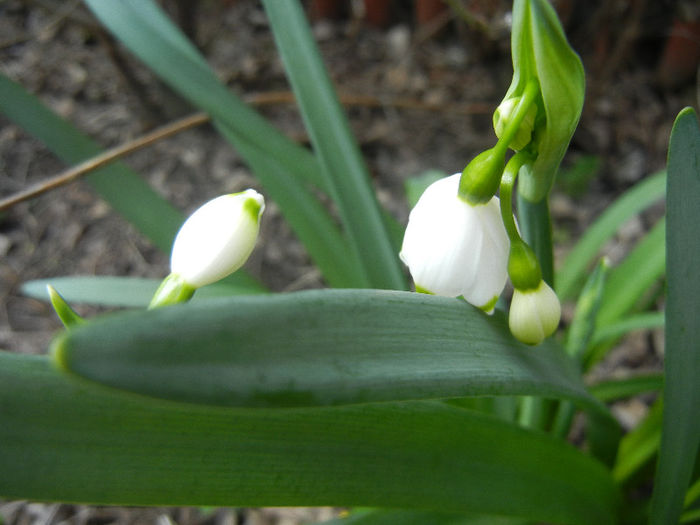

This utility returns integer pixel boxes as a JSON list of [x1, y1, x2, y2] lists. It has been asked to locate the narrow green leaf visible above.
[[595, 218, 665, 327], [557, 171, 666, 300], [0, 73, 181, 253], [590, 311, 664, 346], [0, 73, 265, 292], [320, 508, 528, 525], [83, 0, 362, 288], [22, 276, 265, 308], [53, 290, 608, 419], [0, 352, 619, 525], [613, 397, 663, 484], [566, 257, 609, 360], [263, 0, 405, 290], [589, 373, 664, 402], [650, 107, 700, 525]]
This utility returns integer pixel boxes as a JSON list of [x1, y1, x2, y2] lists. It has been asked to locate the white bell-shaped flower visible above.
[[399, 173, 510, 313], [508, 280, 561, 345], [171, 189, 265, 288]]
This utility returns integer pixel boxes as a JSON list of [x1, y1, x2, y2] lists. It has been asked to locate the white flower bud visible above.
[[170, 190, 265, 288], [493, 97, 537, 151], [399, 173, 510, 313], [508, 280, 561, 345]]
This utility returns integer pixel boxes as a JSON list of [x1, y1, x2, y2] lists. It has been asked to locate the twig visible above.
[[0, 92, 492, 211], [0, 112, 209, 212]]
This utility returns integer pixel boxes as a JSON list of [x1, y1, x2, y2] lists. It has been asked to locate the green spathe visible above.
[[505, 0, 585, 202]]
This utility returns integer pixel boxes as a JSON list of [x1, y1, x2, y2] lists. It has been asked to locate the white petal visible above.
[[400, 174, 510, 308], [171, 190, 264, 288]]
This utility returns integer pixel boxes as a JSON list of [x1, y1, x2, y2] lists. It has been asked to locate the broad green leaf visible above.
[[0, 73, 181, 253], [262, 0, 406, 290], [54, 289, 608, 420], [0, 352, 619, 525], [650, 107, 700, 525], [557, 171, 666, 300], [83, 0, 361, 288], [22, 276, 265, 308]]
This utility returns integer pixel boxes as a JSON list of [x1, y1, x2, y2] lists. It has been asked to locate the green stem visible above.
[[499, 151, 534, 242], [516, 194, 554, 287]]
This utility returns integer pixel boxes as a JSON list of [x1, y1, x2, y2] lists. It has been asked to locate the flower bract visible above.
[[508, 279, 561, 345], [400, 173, 510, 313], [170, 189, 265, 289]]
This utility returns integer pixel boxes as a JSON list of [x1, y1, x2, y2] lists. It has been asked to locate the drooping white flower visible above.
[[171, 189, 265, 288], [508, 280, 561, 345], [399, 173, 510, 313]]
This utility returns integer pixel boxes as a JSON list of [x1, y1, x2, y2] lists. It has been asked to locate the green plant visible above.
[[1, 1, 699, 524]]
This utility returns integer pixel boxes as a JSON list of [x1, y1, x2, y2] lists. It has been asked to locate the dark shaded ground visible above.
[[0, 0, 698, 523]]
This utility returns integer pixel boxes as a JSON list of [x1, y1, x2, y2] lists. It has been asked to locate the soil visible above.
[[0, 0, 698, 524]]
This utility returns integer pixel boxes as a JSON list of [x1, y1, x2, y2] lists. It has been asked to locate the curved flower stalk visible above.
[[400, 174, 510, 313], [149, 189, 265, 309], [500, 154, 561, 344]]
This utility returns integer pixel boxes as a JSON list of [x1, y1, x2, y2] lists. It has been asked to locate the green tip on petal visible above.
[[415, 285, 434, 295], [478, 295, 499, 315]]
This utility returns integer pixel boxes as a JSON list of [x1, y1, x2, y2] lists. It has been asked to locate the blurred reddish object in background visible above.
[[657, 17, 700, 89]]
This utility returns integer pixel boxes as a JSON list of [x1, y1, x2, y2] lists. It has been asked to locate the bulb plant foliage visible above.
[[2, 0, 697, 524]]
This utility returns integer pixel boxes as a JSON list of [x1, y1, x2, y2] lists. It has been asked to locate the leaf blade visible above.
[[55, 289, 608, 420], [650, 107, 700, 524], [0, 351, 619, 525]]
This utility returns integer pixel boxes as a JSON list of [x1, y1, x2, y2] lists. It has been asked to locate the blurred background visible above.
[[0, 0, 698, 523]]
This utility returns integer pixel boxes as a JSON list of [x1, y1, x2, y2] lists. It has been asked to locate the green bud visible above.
[[458, 147, 506, 204], [506, 0, 585, 201], [508, 240, 542, 291], [493, 96, 537, 151]]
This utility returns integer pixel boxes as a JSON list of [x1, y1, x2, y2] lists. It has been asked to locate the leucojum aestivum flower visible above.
[[148, 189, 265, 309], [401, 0, 583, 345]]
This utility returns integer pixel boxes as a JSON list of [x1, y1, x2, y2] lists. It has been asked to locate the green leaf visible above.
[[22, 276, 265, 308], [262, 0, 406, 290], [82, 0, 361, 288], [613, 397, 663, 484], [556, 171, 666, 300], [595, 218, 665, 327], [590, 311, 664, 346], [320, 508, 528, 525], [650, 107, 700, 525], [589, 373, 664, 402], [509, 0, 585, 201], [0, 73, 181, 254], [566, 257, 609, 360], [0, 74, 264, 292], [53, 289, 608, 418], [0, 352, 619, 524]]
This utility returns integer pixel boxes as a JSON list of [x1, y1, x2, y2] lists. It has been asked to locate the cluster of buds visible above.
[[400, 0, 583, 345]]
